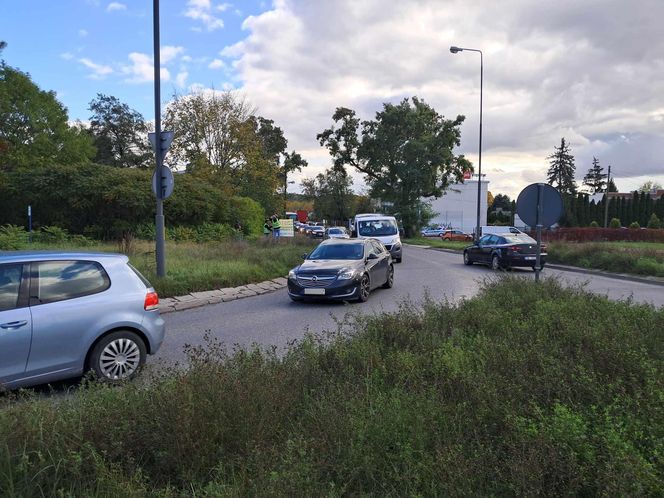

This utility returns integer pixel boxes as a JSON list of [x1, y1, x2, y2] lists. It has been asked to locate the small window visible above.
[[0, 264, 23, 312], [33, 261, 110, 305], [371, 240, 386, 254]]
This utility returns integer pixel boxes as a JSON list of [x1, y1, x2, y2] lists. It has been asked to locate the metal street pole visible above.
[[603, 165, 611, 228], [153, 0, 166, 277], [450, 46, 483, 241]]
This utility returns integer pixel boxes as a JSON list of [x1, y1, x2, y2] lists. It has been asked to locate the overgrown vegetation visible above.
[[1, 278, 662, 496], [404, 236, 470, 250]]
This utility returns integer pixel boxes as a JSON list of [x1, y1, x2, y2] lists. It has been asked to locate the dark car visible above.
[[288, 239, 394, 302], [309, 226, 325, 238], [463, 233, 546, 271]]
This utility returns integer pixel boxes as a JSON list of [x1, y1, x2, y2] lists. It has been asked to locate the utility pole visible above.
[[153, 0, 166, 277], [603, 165, 611, 228]]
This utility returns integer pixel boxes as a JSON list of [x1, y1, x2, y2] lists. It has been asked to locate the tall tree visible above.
[[546, 138, 577, 195], [281, 151, 307, 209], [0, 61, 94, 170], [608, 178, 618, 192], [301, 168, 354, 223], [88, 94, 152, 168], [317, 97, 471, 233], [582, 156, 607, 193], [638, 180, 663, 193]]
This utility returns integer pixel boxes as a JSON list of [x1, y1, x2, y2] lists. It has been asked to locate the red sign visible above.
[[463, 170, 472, 180]]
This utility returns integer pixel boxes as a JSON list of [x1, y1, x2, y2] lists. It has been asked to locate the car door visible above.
[[0, 263, 32, 383], [364, 242, 383, 289], [481, 235, 499, 263], [469, 235, 489, 262], [370, 240, 390, 286], [25, 260, 111, 378]]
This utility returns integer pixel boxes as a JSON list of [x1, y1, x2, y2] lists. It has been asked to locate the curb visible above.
[[405, 243, 664, 287], [158, 277, 288, 314]]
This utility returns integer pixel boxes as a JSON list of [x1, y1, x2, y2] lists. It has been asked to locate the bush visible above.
[[195, 223, 234, 242], [166, 226, 197, 242], [609, 218, 621, 228], [36, 225, 70, 243], [629, 221, 641, 229], [589, 220, 599, 228], [0, 278, 662, 495], [229, 196, 265, 237], [648, 213, 661, 229], [0, 224, 28, 250]]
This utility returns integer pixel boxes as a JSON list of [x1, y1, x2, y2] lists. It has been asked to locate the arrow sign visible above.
[[148, 130, 174, 158]]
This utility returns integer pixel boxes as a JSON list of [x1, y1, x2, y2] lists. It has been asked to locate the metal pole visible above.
[[603, 165, 611, 228], [28, 205, 32, 244], [153, 0, 166, 277], [535, 183, 542, 282]]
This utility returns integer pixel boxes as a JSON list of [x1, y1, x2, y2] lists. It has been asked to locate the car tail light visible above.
[[144, 290, 159, 311], [510, 245, 522, 252]]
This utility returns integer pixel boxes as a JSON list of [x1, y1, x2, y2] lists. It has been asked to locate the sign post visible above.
[[28, 205, 32, 244], [516, 183, 564, 283]]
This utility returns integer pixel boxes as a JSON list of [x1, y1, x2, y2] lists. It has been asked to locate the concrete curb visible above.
[[159, 277, 288, 314], [404, 243, 664, 287]]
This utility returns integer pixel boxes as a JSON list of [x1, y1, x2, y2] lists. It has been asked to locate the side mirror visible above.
[[367, 253, 378, 260]]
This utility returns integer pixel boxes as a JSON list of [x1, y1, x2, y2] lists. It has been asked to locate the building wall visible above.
[[425, 180, 489, 234]]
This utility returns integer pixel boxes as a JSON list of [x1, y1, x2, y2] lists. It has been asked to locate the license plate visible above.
[[524, 256, 536, 260], [304, 288, 325, 295]]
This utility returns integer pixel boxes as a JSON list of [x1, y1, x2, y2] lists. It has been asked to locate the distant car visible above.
[[309, 226, 325, 238], [299, 224, 310, 234], [441, 229, 472, 241], [288, 238, 394, 302], [326, 227, 349, 239], [463, 233, 546, 271], [480, 226, 524, 236], [420, 227, 446, 237], [0, 252, 165, 390]]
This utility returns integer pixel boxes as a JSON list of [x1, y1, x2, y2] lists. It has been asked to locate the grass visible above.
[[7, 238, 318, 298], [404, 236, 469, 251], [1, 277, 662, 496]]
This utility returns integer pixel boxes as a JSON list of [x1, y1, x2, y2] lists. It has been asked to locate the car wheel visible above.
[[463, 251, 473, 265], [382, 265, 394, 289], [357, 274, 371, 302], [395, 257, 402, 264], [89, 330, 146, 382], [491, 254, 502, 271]]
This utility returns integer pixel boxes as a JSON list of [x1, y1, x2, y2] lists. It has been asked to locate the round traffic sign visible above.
[[151, 166, 174, 200], [516, 183, 564, 227]]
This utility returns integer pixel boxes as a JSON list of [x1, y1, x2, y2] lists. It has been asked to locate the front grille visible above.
[[385, 244, 393, 250], [296, 275, 336, 287]]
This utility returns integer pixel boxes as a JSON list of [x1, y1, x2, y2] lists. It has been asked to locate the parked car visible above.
[[463, 234, 546, 270], [0, 252, 165, 390], [441, 229, 472, 241], [288, 238, 394, 302], [420, 226, 446, 237], [309, 226, 325, 238], [298, 224, 310, 234], [326, 227, 350, 239]]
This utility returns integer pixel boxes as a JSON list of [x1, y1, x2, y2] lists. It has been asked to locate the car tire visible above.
[[395, 257, 402, 264], [89, 330, 146, 383], [491, 254, 502, 271], [357, 274, 371, 302], [463, 251, 473, 265], [382, 265, 394, 289]]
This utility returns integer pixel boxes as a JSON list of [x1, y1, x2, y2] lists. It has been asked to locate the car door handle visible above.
[[1, 320, 28, 329]]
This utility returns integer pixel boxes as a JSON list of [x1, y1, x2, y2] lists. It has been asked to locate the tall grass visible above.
[[1, 277, 662, 496], [404, 237, 469, 250]]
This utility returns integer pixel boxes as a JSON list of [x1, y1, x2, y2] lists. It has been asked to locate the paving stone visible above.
[[207, 295, 224, 304], [256, 281, 275, 290], [271, 277, 288, 286], [238, 289, 258, 297], [159, 298, 178, 306], [174, 294, 198, 302], [174, 300, 206, 311], [221, 294, 238, 302], [159, 305, 176, 314], [190, 290, 221, 299]]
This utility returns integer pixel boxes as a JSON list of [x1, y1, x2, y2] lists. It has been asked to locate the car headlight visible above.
[[392, 242, 402, 250], [338, 269, 357, 280], [288, 269, 296, 279]]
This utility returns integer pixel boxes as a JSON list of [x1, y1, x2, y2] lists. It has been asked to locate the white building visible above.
[[425, 178, 489, 235]]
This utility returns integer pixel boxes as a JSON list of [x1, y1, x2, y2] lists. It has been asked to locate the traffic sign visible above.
[[152, 166, 174, 200], [516, 183, 564, 228], [148, 131, 174, 158]]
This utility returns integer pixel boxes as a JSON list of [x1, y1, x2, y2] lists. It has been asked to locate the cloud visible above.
[[220, 0, 664, 197], [78, 29, 88, 37], [208, 58, 226, 70], [122, 52, 169, 83], [78, 58, 113, 79], [161, 46, 185, 64], [184, 0, 225, 31], [176, 71, 189, 88], [60, 52, 74, 60], [106, 2, 126, 12]]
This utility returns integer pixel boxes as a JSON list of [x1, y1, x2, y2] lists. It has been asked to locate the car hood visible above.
[[359, 235, 400, 245], [297, 259, 364, 274]]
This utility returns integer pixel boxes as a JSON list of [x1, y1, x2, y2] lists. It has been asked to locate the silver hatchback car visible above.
[[0, 252, 165, 389]]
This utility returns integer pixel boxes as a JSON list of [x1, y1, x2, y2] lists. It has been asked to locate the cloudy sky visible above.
[[3, 0, 663, 197]]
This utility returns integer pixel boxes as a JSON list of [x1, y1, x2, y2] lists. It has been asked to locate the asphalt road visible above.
[[151, 245, 664, 366]]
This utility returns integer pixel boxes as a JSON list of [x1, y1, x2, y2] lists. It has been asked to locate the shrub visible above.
[[195, 223, 234, 242], [589, 220, 599, 228], [36, 225, 69, 243], [648, 213, 661, 229], [229, 196, 264, 237], [629, 221, 640, 229], [167, 226, 197, 242], [134, 222, 156, 241], [609, 218, 621, 228], [0, 224, 28, 250]]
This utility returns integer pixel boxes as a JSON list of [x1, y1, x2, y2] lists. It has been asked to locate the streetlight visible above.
[[450, 45, 483, 242]]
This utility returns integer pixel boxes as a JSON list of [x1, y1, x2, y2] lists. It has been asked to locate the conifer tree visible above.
[[546, 138, 577, 195], [582, 157, 607, 193]]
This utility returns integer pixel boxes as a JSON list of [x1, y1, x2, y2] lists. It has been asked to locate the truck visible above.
[[351, 213, 403, 263], [296, 210, 308, 223]]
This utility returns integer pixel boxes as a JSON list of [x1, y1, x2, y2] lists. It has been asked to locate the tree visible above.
[[647, 213, 661, 229], [301, 168, 354, 223], [0, 61, 94, 170], [88, 94, 152, 168], [317, 97, 471, 234], [608, 178, 618, 192], [546, 138, 577, 195], [638, 180, 663, 193], [281, 151, 308, 209], [582, 157, 607, 193]]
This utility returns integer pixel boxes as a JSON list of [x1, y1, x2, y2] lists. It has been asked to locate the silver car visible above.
[[0, 252, 165, 389]]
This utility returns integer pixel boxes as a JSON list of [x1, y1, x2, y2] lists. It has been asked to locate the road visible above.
[[151, 245, 664, 366]]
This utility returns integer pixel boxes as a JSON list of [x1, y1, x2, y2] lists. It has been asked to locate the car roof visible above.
[[0, 251, 128, 264], [320, 238, 365, 245]]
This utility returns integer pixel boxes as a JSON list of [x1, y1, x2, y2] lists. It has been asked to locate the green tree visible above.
[[546, 138, 577, 195], [0, 61, 94, 170], [302, 168, 354, 223], [88, 94, 152, 168], [317, 97, 470, 234], [582, 157, 607, 193], [638, 180, 663, 193], [607, 178, 618, 192], [609, 217, 621, 229], [647, 213, 661, 229], [280, 151, 307, 210]]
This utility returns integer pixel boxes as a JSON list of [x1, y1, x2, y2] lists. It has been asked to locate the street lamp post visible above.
[[450, 45, 483, 242]]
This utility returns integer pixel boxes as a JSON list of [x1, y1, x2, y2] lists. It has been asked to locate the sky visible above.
[[2, 0, 664, 199]]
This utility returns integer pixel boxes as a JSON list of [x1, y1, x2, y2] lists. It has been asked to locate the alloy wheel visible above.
[[99, 338, 141, 380]]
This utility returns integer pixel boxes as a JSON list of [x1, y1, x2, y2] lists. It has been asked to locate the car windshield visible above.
[[312, 226, 324, 231], [307, 243, 364, 260], [329, 228, 343, 234], [358, 219, 398, 236]]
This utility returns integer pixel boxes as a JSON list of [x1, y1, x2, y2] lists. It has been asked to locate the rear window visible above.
[[33, 260, 110, 305]]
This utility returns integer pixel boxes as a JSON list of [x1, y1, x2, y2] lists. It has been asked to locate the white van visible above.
[[351, 214, 402, 263]]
